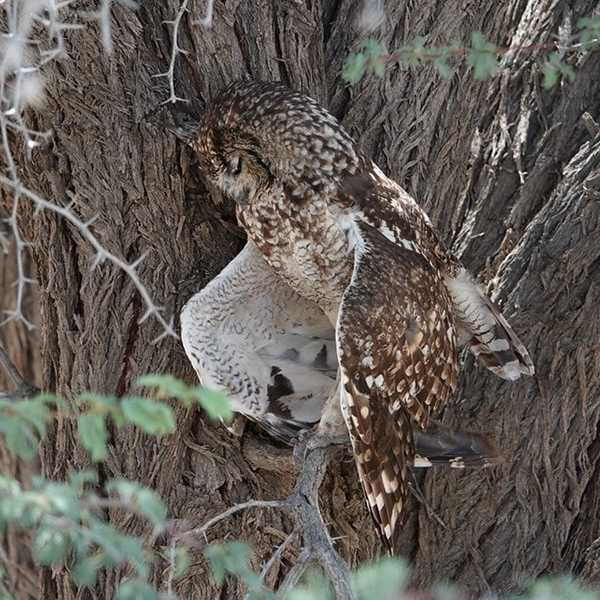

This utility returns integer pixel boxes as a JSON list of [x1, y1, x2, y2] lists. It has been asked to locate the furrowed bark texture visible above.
[[10, 0, 599, 597]]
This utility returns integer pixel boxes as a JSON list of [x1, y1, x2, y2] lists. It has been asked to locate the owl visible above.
[[180, 80, 534, 551]]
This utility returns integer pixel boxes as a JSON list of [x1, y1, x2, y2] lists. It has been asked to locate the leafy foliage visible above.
[[0, 394, 62, 460], [578, 16, 600, 48], [206, 542, 273, 599], [342, 18, 600, 86], [0, 376, 231, 597]]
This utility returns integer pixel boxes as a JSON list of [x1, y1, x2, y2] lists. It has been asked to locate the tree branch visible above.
[[154, 0, 190, 105], [288, 445, 356, 599], [175, 499, 287, 545], [174, 443, 357, 599], [0, 177, 177, 341]]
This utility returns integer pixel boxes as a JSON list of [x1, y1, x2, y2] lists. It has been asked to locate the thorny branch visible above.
[[0, 0, 177, 340], [154, 0, 190, 105], [0, 177, 177, 340], [154, 0, 215, 104], [172, 444, 356, 599]]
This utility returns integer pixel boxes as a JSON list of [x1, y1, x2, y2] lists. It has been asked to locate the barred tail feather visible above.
[[446, 268, 534, 380]]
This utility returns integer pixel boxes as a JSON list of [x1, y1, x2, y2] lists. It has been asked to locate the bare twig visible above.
[[1, 0, 174, 340], [172, 443, 356, 599], [154, 0, 190, 105], [175, 499, 285, 545], [0, 343, 24, 389], [288, 445, 356, 599], [259, 528, 297, 583], [0, 177, 177, 340]]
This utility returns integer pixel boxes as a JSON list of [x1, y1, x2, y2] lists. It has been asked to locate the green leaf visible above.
[[171, 546, 191, 580], [196, 388, 232, 422], [578, 16, 600, 48], [0, 417, 39, 460], [87, 522, 147, 576], [360, 39, 383, 55], [205, 542, 252, 585], [137, 374, 192, 402], [121, 397, 175, 435], [73, 553, 105, 587], [352, 557, 409, 600], [434, 55, 453, 79], [342, 53, 367, 84], [106, 480, 167, 526], [135, 488, 167, 526], [78, 414, 108, 462], [467, 32, 499, 80], [527, 576, 598, 600], [78, 392, 119, 412], [543, 53, 576, 89], [34, 527, 71, 565], [542, 62, 559, 89], [372, 58, 386, 77], [9, 398, 52, 434], [116, 580, 158, 600], [68, 469, 99, 489], [42, 482, 82, 516], [359, 39, 386, 79], [284, 570, 332, 600]]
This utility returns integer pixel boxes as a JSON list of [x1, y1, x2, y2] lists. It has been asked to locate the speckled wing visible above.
[[336, 221, 459, 552]]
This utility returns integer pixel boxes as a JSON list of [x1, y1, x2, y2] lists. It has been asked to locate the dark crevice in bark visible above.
[[272, 6, 290, 86], [321, 0, 343, 46]]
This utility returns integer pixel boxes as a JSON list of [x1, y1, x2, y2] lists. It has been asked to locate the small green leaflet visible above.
[[543, 52, 575, 89], [197, 388, 232, 422], [121, 397, 176, 435], [138, 374, 233, 423], [78, 414, 108, 462], [106, 480, 167, 526], [468, 32, 499, 80]]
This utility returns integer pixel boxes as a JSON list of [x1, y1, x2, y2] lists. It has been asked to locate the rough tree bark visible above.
[[6, 0, 599, 597]]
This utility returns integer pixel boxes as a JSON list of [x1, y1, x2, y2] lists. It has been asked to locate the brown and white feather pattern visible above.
[[185, 80, 534, 552], [336, 221, 459, 549]]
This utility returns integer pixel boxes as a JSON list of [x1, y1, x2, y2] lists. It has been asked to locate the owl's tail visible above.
[[446, 268, 535, 380], [413, 422, 505, 468]]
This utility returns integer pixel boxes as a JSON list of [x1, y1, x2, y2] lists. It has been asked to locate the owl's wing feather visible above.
[[336, 221, 459, 551], [446, 268, 535, 379]]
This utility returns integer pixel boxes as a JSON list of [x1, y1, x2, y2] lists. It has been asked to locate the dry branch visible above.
[[174, 442, 356, 599]]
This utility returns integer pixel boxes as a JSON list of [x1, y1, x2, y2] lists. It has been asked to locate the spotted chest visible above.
[[237, 189, 354, 315]]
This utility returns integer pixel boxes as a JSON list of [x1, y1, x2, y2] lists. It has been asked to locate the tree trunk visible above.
[[11, 0, 600, 597]]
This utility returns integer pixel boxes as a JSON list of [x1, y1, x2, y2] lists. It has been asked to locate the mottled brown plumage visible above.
[[182, 80, 534, 551]]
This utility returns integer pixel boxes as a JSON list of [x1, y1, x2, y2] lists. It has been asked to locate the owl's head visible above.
[[188, 80, 361, 205]]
